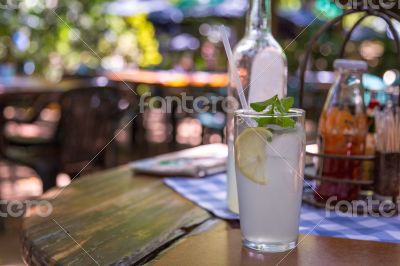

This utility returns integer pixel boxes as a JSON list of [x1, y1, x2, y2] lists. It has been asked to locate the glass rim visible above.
[[234, 108, 305, 118]]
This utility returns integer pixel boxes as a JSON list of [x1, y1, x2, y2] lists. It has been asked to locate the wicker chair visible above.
[[0, 86, 134, 191]]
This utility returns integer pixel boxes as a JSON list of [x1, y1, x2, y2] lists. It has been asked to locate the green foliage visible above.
[[0, 0, 162, 80]]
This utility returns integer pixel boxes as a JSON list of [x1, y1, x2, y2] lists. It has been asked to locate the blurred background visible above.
[[1, 0, 399, 192], [1, 0, 398, 78], [0, 1, 399, 263]]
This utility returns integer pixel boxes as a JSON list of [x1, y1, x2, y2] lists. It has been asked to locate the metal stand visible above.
[[298, 7, 400, 214]]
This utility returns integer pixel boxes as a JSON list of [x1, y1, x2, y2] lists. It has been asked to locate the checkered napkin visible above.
[[164, 173, 400, 244]]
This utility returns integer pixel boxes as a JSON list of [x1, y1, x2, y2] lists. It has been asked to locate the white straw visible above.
[[219, 25, 249, 111]]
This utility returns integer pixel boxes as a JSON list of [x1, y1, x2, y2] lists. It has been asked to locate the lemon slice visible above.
[[234, 127, 272, 184]]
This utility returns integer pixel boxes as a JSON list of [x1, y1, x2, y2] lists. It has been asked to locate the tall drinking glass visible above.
[[234, 109, 306, 252]]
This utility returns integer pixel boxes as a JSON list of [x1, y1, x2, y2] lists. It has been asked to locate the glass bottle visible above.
[[226, 0, 287, 213], [316, 59, 368, 202]]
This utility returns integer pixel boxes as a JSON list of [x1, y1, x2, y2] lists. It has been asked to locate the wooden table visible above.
[[22, 166, 400, 265]]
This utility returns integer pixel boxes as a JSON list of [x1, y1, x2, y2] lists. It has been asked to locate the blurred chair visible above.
[[0, 87, 134, 192]]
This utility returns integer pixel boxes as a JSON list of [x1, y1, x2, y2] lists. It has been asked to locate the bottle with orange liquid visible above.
[[316, 60, 368, 202]]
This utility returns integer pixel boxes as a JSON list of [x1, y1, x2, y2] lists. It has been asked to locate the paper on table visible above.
[[129, 144, 228, 178]]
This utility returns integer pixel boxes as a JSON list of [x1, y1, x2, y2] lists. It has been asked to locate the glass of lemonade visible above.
[[234, 108, 306, 252]]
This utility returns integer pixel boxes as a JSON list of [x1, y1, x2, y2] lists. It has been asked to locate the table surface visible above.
[[22, 165, 400, 265], [0, 76, 113, 94]]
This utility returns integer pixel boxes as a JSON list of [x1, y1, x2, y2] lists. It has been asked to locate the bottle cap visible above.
[[334, 59, 368, 71]]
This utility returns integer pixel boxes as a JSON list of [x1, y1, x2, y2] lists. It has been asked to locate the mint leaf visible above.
[[281, 97, 294, 112], [255, 117, 272, 127], [250, 95, 296, 129], [274, 99, 286, 113], [275, 116, 295, 127], [249, 102, 266, 112], [250, 95, 294, 113], [256, 116, 295, 128], [250, 95, 278, 112]]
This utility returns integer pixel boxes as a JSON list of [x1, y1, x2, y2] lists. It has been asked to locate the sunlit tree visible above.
[[0, 0, 162, 81]]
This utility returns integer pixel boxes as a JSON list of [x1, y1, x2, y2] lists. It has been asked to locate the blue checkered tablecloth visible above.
[[164, 173, 400, 244]]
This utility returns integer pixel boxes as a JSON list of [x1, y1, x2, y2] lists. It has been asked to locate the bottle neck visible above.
[[333, 69, 365, 109], [246, 0, 272, 35], [337, 69, 363, 83]]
